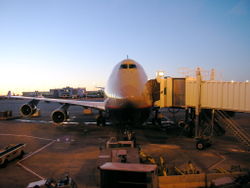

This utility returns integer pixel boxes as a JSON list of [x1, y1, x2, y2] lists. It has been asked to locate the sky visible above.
[[0, 0, 249, 94]]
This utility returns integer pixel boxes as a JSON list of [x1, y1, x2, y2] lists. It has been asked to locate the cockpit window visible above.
[[129, 64, 137, 69], [120, 64, 137, 69], [120, 64, 128, 69]]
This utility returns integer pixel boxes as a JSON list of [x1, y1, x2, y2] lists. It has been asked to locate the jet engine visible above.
[[51, 104, 69, 124], [20, 101, 38, 117]]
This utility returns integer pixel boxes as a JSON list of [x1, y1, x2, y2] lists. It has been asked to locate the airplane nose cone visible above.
[[120, 85, 139, 97]]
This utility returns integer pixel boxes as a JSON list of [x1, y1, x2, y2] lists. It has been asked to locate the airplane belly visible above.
[[105, 98, 152, 125], [108, 108, 151, 126], [105, 96, 151, 109]]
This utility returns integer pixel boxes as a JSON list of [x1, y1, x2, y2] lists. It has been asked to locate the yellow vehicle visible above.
[[0, 143, 25, 168]]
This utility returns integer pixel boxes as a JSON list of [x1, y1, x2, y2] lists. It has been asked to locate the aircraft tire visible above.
[[18, 150, 25, 159], [96, 116, 105, 126], [0, 159, 8, 168], [157, 118, 162, 126], [102, 118, 106, 126], [96, 116, 101, 126]]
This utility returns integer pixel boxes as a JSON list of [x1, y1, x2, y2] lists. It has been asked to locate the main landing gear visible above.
[[152, 108, 162, 126], [96, 111, 106, 126]]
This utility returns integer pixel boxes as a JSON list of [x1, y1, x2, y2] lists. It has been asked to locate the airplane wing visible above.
[[7, 91, 105, 110]]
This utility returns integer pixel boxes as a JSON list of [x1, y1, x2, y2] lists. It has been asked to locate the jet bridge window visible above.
[[129, 64, 137, 69], [120, 64, 128, 69]]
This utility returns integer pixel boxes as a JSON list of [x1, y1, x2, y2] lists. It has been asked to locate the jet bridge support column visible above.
[[211, 109, 215, 137], [195, 67, 202, 138], [195, 68, 212, 150]]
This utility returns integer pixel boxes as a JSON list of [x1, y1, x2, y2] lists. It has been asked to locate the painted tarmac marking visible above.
[[15, 119, 81, 125], [15, 119, 51, 124], [0, 133, 57, 180], [0, 133, 53, 141], [17, 162, 45, 180], [17, 140, 56, 180], [207, 151, 226, 170], [19, 140, 56, 162]]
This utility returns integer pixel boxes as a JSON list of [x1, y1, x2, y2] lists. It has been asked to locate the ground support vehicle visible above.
[[26, 175, 77, 188], [97, 137, 158, 188], [97, 137, 139, 167], [0, 143, 25, 168]]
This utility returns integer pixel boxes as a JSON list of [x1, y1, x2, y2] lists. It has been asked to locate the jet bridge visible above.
[[154, 68, 250, 150], [154, 69, 250, 112]]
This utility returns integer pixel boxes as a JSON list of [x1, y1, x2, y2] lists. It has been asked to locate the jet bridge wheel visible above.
[[196, 140, 205, 150], [196, 137, 211, 150]]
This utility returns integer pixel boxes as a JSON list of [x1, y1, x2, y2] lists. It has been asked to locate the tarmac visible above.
[[0, 99, 250, 188]]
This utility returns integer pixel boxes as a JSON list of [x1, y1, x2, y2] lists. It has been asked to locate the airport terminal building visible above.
[[22, 87, 86, 98]]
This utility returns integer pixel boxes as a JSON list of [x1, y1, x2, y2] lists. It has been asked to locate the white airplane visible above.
[[7, 59, 157, 126]]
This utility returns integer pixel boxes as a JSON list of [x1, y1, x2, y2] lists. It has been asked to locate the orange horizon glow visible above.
[[0, 84, 104, 95]]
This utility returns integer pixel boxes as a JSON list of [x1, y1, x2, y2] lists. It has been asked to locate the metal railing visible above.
[[215, 111, 250, 150]]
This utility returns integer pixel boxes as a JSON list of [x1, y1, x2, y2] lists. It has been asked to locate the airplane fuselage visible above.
[[104, 59, 152, 125], [7, 59, 154, 126]]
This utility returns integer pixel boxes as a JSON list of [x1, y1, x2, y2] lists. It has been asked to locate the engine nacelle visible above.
[[51, 107, 69, 124], [20, 103, 37, 117]]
